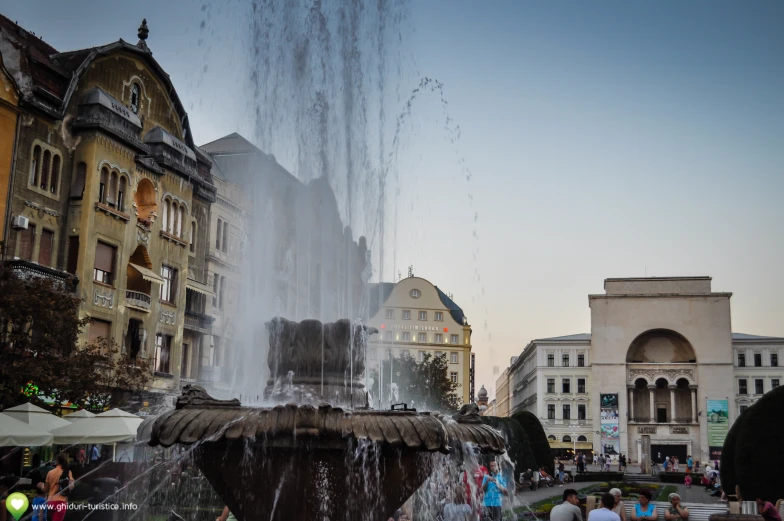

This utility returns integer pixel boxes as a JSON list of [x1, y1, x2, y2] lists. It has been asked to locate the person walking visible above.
[[686, 455, 693, 474], [551, 489, 584, 521], [43, 453, 74, 521], [588, 494, 621, 521], [558, 461, 566, 483], [610, 488, 627, 521], [481, 460, 508, 521]]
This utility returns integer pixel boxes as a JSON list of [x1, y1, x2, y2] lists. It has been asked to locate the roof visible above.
[[199, 132, 299, 188], [436, 286, 466, 325], [368, 282, 395, 318], [535, 333, 592, 342], [732, 332, 784, 342]]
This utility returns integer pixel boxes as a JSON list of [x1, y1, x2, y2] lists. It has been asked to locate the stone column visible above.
[[669, 384, 677, 423], [627, 385, 635, 421], [648, 384, 656, 422], [690, 385, 698, 423]]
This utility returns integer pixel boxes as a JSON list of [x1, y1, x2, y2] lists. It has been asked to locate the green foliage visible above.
[[723, 384, 784, 502], [512, 411, 554, 474], [370, 351, 462, 412], [657, 485, 678, 502], [481, 416, 538, 479], [574, 472, 624, 482]]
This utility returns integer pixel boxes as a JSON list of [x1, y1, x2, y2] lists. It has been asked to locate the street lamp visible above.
[[569, 422, 580, 460]]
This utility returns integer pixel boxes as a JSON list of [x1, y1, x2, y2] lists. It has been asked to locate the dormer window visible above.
[[130, 83, 140, 114]]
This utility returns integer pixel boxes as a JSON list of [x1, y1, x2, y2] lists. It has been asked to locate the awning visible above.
[[549, 441, 593, 450], [186, 279, 214, 296], [129, 263, 164, 285]]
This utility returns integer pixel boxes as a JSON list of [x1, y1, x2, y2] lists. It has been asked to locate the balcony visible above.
[[125, 290, 151, 312], [5, 259, 78, 292], [184, 310, 214, 334]]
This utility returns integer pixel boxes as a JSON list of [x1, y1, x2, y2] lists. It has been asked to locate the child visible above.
[[32, 482, 47, 521], [684, 474, 692, 489]]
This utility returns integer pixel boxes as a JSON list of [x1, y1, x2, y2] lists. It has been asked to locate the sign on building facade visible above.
[[600, 393, 620, 455], [706, 399, 729, 459]]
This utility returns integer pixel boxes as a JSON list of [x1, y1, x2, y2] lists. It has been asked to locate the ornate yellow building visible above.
[[0, 16, 215, 406], [0, 43, 19, 241]]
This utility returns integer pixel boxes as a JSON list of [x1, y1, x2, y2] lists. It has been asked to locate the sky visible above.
[[2, 0, 782, 399]]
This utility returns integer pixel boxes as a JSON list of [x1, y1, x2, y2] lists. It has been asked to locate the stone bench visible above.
[[585, 498, 728, 521]]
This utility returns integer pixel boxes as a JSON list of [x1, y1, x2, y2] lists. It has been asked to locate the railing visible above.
[[184, 310, 214, 334], [5, 259, 78, 292], [125, 290, 151, 311]]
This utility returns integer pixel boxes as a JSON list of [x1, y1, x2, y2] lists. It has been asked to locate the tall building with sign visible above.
[[505, 276, 784, 466], [368, 275, 473, 405]]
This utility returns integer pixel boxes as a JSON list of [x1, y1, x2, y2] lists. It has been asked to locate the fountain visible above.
[[143, 318, 505, 521]]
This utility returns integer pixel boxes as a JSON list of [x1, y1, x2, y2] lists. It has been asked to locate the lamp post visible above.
[[569, 422, 579, 461]]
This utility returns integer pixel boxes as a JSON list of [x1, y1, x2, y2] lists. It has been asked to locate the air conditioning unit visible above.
[[11, 215, 29, 230]]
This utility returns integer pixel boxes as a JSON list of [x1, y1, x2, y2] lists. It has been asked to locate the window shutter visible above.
[[38, 230, 54, 266], [88, 319, 112, 343], [18, 224, 35, 260], [94, 242, 115, 273]]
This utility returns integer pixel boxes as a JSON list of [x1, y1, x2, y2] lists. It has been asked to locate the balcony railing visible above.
[[184, 310, 214, 334], [125, 290, 151, 311], [5, 259, 78, 292]]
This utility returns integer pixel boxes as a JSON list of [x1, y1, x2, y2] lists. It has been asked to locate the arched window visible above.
[[50, 155, 60, 195], [177, 206, 184, 237], [99, 167, 109, 203], [547, 435, 557, 441], [161, 198, 170, 232], [562, 435, 572, 443], [71, 162, 86, 199], [108, 171, 118, 207], [30, 146, 41, 186], [40, 150, 51, 191], [577, 435, 587, 442], [130, 83, 140, 114], [190, 221, 196, 252], [117, 176, 127, 212], [170, 201, 178, 234]]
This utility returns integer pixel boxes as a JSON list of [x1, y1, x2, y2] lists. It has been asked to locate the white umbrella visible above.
[[2, 402, 71, 431], [0, 413, 53, 446], [50, 408, 143, 445], [64, 409, 97, 421]]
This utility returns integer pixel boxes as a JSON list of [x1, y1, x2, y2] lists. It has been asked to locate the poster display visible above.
[[600, 393, 620, 455], [706, 399, 729, 447]]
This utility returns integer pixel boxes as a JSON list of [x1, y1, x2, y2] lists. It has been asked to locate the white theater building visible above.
[[508, 276, 783, 467]]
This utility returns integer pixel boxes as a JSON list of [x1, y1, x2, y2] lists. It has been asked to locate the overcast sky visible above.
[[3, 0, 782, 399]]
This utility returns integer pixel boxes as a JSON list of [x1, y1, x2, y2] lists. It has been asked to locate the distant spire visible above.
[[137, 19, 149, 51]]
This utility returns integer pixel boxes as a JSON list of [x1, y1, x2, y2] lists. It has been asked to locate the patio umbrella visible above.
[[1, 402, 71, 431], [50, 408, 143, 445], [64, 409, 97, 421], [0, 413, 53, 446]]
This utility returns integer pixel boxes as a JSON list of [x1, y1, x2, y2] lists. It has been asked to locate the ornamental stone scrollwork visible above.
[[160, 309, 176, 325], [137, 229, 150, 245], [627, 368, 695, 384], [24, 200, 41, 210], [93, 288, 115, 309]]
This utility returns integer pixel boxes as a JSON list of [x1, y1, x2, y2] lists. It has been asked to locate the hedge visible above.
[[512, 411, 554, 475], [656, 472, 704, 484], [719, 413, 741, 496], [481, 416, 538, 480], [574, 472, 624, 482]]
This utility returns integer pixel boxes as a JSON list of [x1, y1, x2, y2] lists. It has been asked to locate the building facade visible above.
[[504, 276, 784, 466], [368, 275, 473, 405], [493, 361, 514, 418], [0, 49, 18, 241], [0, 17, 216, 407]]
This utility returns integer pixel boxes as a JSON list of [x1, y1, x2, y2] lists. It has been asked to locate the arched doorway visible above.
[[134, 178, 157, 222]]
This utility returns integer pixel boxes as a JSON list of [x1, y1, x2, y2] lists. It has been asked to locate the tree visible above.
[[0, 265, 151, 412], [512, 411, 554, 475], [370, 352, 462, 412]]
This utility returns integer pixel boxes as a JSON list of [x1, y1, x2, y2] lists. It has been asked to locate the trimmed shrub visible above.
[[727, 385, 784, 501], [656, 472, 703, 484], [481, 416, 538, 481], [720, 412, 742, 496], [512, 411, 554, 475], [574, 472, 624, 482]]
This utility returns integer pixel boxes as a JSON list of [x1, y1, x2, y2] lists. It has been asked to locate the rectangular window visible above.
[[385, 309, 394, 319], [402, 332, 411, 342], [215, 218, 222, 249], [450, 372, 458, 383], [154, 334, 172, 374], [755, 379, 764, 394], [754, 353, 762, 367], [547, 379, 555, 394], [547, 354, 554, 367], [66, 237, 79, 274], [578, 404, 586, 420], [418, 350, 425, 362], [402, 310, 411, 320], [88, 319, 111, 347], [738, 379, 747, 395], [436, 351, 445, 359], [38, 229, 54, 266], [435, 312, 443, 321], [450, 352, 458, 364], [418, 332, 427, 343], [369, 348, 376, 360], [160, 266, 177, 304], [384, 331, 393, 341], [738, 353, 746, 367], [181, 343, 190, 379], [434, 333, 443, 343], [212, 274, 219, 307], [418, 311, 427, 320], [562, 379, 571, 393], [401, 349, 410, 358], [772, 353, 779, 367], [562, 354, 569, 367], [547, 404, 555, 420], [93, 241, 116, 285], [578, 378, 586, 394], [222, 221, 229, 252], [563, 404, 571, 420], [577, 354, 585, 367], [18, 223, 36, 261], [772, 379, 780, 389], [450, 334, 459, 344]]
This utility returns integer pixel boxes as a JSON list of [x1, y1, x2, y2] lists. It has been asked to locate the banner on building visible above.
[[706, 399, 729, 447], [600, 393, 620, 455]]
